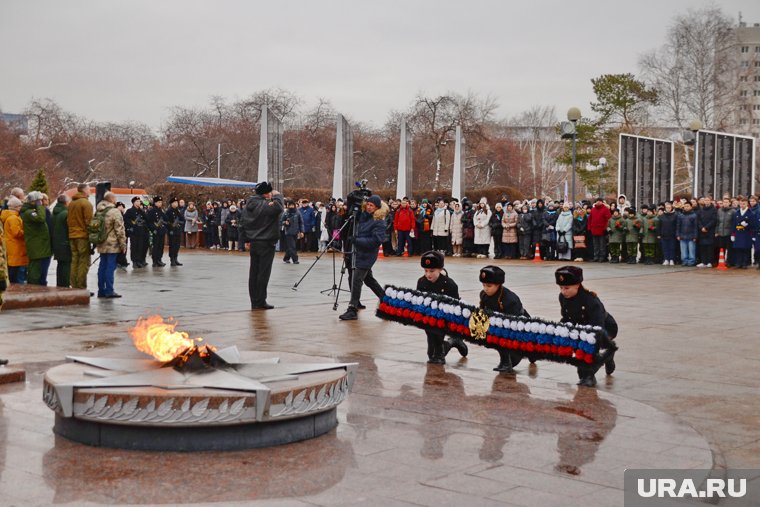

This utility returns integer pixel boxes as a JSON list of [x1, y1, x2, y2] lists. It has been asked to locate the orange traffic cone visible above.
[[716, 248, 728, 271], [378, 244, 384, 258], [532, 243, 542, 262]]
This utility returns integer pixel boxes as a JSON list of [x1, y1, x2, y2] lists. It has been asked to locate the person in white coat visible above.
[[473, 199, 492, 258], [430, 198, 452, 253], [555, 202, 574, 260]]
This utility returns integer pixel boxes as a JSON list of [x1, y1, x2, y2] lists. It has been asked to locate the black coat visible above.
[[696, 205, 717, 245], [417, 273, 459, 299], [164, 206, 184, 236], [657, 211, 677, 239], [124, 206, 148, 238], [241, 195, 285, 243], [146, 207, 167, 235], [559, 287, 617, 339], [480, 287, 529, 317]]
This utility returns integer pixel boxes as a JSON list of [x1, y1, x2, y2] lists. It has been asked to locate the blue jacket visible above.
[[353, 209, 386, 270], [281, 208, 304, 236], [299, 206, 317, 232], [676, 210, 697, 241], [732, 208, 753, 249]]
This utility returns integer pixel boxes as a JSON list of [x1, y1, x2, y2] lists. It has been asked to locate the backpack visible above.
[[88, 209, 109, 245]]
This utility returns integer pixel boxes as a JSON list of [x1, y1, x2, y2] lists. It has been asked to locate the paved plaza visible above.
[[0, 250, 758, 506]]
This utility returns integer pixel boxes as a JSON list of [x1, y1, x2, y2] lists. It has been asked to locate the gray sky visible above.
[[2, 0, 759, 129]]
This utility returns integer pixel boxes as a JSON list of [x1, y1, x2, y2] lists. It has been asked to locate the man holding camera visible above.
[[339, 194, 387, 321], [241, 181, 284, 310]]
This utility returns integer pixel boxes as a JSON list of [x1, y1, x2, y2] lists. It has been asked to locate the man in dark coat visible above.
[[21, 191, 52, 285], [696, 196, 717, 268], [556, 266, 618, 388], [281, 200, 304, 264], [339, 195, 386, 321], [241, 182, 284, 309], [51, 194, 71, 287], [146, 196, 167, 267], [164, 197, 184, 266], [124, 197, 149, 268]]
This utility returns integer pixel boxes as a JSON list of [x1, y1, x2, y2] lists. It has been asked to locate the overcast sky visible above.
[[2, 0, 760, 130]]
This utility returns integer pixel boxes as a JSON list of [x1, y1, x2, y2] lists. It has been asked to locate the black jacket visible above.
[[416, 273, 459, 299], [241, 194, 285, 243], [559, 286, 617, 339], [146, 206, 167, 234], [696, 205, 717, 245], [352, 210, 386, 270], [165, 206, 184, 235], [657, 211, 677, 239], [480, 287, 529, 317], [124, 206, 147, 238]]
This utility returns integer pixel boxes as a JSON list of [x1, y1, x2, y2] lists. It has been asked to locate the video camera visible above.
[[346, 179, 372, 216]]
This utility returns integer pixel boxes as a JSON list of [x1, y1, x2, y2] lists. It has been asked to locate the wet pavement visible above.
[[0, 249, 757, 506]]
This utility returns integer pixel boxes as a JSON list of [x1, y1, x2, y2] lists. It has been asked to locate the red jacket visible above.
[[394, 207, 416, 232], [588, 203, 612, 236]]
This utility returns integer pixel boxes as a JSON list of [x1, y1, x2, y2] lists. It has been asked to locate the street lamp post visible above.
[[567, 107, 582, 206], [686, 120, 703, 197]]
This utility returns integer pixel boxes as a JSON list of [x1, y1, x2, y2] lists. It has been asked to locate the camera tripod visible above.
[[291, 214, 356, 310]]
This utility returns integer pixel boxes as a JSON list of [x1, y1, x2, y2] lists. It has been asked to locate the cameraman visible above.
[[339, 194, 387, 321]]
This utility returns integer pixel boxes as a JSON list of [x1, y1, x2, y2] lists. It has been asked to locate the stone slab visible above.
[[2, 284, 89, 310], [0, 366, 25, 384]]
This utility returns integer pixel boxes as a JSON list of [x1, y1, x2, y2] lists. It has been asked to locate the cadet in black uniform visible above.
[[124, 197, 149, 268], [479, 265, 530, 373], [416, 251, 463, 364], [146, 196, 167, 267], [164, 197, 184, 266], [555, 265, 618, 387]]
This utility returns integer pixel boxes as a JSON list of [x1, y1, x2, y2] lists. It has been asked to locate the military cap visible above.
[[555, 265, 583, 285], [169, 196, 178, 204], [152, 196, 163, 204], [479, 265, 505, 284], [131, 196, 141, 204], [420, 251, 444, 270], [255, 181, 273, 195]]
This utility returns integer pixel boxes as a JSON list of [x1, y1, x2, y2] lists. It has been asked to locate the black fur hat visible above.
[[420, 251, 444, 269], [555, 265, 583, 285], [479, 265, 505, 284]]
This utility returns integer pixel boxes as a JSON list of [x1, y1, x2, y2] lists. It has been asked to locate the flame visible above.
[[129, 315, 203, 362]]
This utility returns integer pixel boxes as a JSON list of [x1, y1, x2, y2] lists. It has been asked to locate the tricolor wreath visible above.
[[376, 285, 614, 368]]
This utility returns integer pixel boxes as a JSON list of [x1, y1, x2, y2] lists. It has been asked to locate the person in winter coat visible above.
[[299, 200, 318, 252], [219, 201, 231, 250], [623, 207, 643, 264], [164, 197, 184, 266], [555, 203, 574, 260], [202, 202, 219, 249], [94, 192, 127, 298], [225, 204, 242, 251], [531, 199, 546, 258], [572, 208, 589, 261], [750, 195, 760, 266], [0, 197, 28, 283], [716, 197, 734, 266], [450, 202, 464, 256], [696, 196, 718, 268], [607, 209, 625, 263], [183, 201, 201, 249], [501, 203, 519, 259], [473, 201, 492, 258], [517, 204, 534, 259], [542, 203, 559, 260], [338, 196, 387, 321], [490, 203, 504, 259], [280, 200, 304, 264], [67, 183, 93, 290], [430, 199, 452, 253], [657, 201, 678, 265], [51, 195, 71, 287], [676, 201, 698, 266], [416, 251, 461, 364], [416, 200, 434, 254], [461, 200, 476, 257], [731, 196, 753, 268], [588, 199, 611, 262], [21, 191, 52, 285], [393, 198, 416, 256]]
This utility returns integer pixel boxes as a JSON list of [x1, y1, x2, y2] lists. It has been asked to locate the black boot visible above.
[[605, 358, 616, 376], [431, 338, 446, 364], [577, 375, 597, 387], [426, 335, 436, 363], [493, 350, 514, 373], [339, 306, 358, 321]]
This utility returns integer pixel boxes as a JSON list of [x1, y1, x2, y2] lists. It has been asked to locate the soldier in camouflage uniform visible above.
[[623, 207, 642, 264], [640, 205, 659, 265], [607, 209, 625, 263]]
